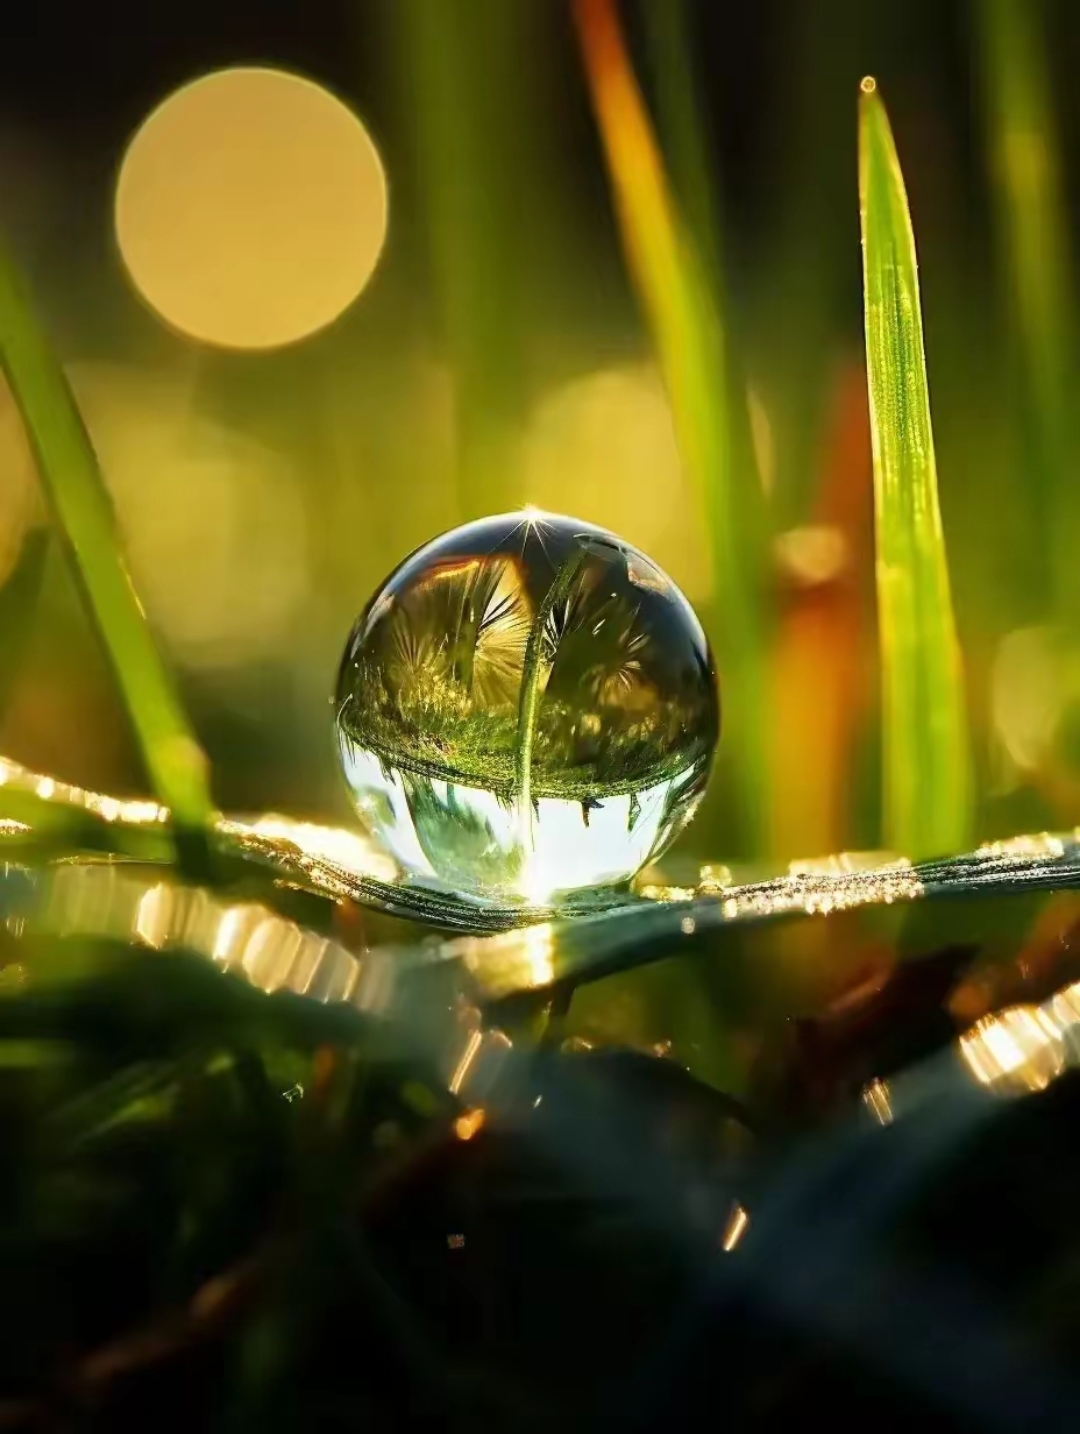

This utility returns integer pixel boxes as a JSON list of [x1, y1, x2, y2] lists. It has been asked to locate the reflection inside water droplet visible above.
[[335, 512, 720, 902]]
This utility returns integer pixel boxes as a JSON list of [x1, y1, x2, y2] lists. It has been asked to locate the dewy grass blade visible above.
[[0, 237, 214, 843], [572, 0, 767, 855], [859, 80, 971, 859], [978, 0, 1078, 618]]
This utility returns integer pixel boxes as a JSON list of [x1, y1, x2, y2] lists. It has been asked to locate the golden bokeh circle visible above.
[[115, 66, 388, 349]]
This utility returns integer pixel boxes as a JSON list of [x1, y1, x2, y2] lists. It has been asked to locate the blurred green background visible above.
[[3, 0, 1080, 870]]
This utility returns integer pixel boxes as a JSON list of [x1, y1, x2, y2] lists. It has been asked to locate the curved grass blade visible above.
[[0, 237, 214, 843], [5, 753, 1076, 970], [0, 755, 639, 933], [858, 80, 971, 859], [572, 0, 767, 855], [977, 0, 1078, 617]]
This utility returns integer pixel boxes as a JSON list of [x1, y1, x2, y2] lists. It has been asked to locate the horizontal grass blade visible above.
[[0, 236, 214, 839], [572, 0, 767, 854], [858, 80, 971, 858]]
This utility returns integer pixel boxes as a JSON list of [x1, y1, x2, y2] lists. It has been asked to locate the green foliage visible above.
[[0, 237, 214, 846], [4, 17, 1080, 1426], [858, 82, 972, 859], [573, 0, 767, 856], [393, 0, 532, 516], [0, 527, 47, 721], [978, 0, 1079, 617]]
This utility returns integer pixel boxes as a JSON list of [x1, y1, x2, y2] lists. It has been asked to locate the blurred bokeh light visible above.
[[521, 364, 713, 603], [114, 66, 388, 349], [77, 365, 310, 666]]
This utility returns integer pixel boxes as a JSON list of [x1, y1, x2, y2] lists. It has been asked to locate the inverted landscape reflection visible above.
[[335, 512, 721, 901]]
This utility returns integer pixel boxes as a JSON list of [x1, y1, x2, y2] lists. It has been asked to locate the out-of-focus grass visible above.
[[642, 0, 725, 286], [572, 0, 767, 856], [767, 365, 874, 863], [394, 0, 530, 519], [859, 81, 971, 859], [978, 0, 1078, 619], [0, 528, 47, 722], [0, 239, 214, 845]]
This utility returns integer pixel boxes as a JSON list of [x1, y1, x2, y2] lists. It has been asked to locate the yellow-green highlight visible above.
[[572, 0, 766, 855], [978, 0, 1077, 617], [858, 80, 972, 859], [0, 237, 214, 841]]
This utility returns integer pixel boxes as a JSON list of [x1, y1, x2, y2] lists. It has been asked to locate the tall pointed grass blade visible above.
[[978, 0, 1078, 617], [858, 80, 972, 858], [0, 238, 214, 839], [572, 0, 767, 855]]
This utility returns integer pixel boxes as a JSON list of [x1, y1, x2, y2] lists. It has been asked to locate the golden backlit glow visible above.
[[959, 1005, 1065, 1095], [445, 1029, 512, 1101], [453, 1107, 486, 1141], [720, 1203, 749, 1252], [522, 365, 712, 602], [134, 883, 174, 949], [635, 883, 698, 902], [718, 855, 922, 922], [457, 920, 563, 997], [698, 864, 733, 891], [31, 862, 371, 1010], [0, 757, 172, 830], [448, 1030, 484, 1096], [522, 924, 555, 987], [63, 363, 310, 668], [975, 832, 1064, 862], [240, 815, 398, 883], [116, 66, 388, 349], [862, 1076, 894, 1125], [774, 525, 849, 587]]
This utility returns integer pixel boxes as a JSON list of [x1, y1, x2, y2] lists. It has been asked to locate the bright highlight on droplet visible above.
[[115, 66, 388, 349]]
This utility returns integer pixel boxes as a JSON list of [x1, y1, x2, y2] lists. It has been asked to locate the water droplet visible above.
[[334, 512, 719, 902]]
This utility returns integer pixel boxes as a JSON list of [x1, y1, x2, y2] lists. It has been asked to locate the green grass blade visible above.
[[0, 238, 214, 837], [858, 80, 971, 859], [572, 0, 767, 855], [641, 0, 725, 283], [393, 0, 529, 518], [977, 0, 1077, 616], [0, 528, 48, 721]]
